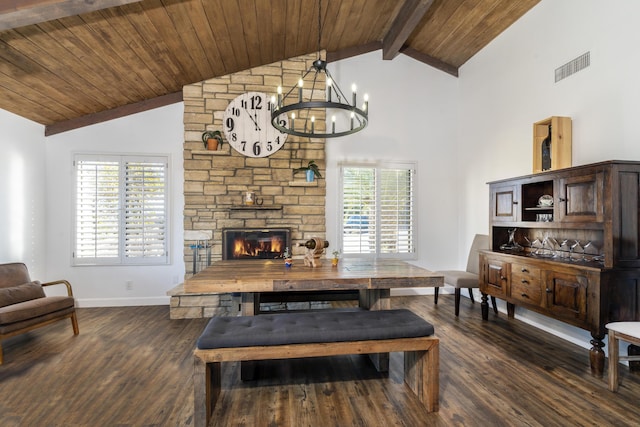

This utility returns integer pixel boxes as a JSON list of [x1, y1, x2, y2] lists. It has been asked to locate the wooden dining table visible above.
[[185, 257, 444, 311], [185, 258, 444, 372]]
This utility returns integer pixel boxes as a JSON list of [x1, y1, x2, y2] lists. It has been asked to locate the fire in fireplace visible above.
[[222, 228, 291, 260]]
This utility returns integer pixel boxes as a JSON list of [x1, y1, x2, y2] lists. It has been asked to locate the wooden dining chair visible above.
[[606, 322, 640, 391], [434, 234, 497, 316]]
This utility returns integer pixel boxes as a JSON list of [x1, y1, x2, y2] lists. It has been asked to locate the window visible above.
[[73, 154, 169, 265], [340, 162, 416, 258]]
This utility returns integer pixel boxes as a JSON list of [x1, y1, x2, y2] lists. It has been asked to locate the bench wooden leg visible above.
[[404, 341, 439, 412], [194, 357, 221, 427]]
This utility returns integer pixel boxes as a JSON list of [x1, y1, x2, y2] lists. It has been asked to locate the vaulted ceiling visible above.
[[0, 0, 540, 135]]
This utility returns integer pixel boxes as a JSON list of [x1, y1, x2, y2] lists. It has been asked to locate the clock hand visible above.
[[242, 106, 261, 132]]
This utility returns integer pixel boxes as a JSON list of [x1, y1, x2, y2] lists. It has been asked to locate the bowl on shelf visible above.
[[538, 194, 554, 207]]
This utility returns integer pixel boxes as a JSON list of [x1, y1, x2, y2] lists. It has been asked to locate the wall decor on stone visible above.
[[172, 53, 328, 319]]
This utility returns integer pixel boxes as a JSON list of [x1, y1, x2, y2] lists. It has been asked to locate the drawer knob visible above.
[[545, 288, 552, 293], [500, 275, 506, 280], [521, 279, 529, 284], [521, 293, 528, 298], [521, 267, 528, 272]]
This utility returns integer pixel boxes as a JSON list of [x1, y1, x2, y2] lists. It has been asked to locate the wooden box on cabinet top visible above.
[[532, 116, 572, 173]]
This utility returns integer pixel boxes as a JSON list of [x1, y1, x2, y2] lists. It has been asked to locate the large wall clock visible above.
[[223, 92, 288, 158]]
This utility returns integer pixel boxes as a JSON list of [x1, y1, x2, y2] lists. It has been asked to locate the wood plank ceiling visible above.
[[0, 0, 540, 135]]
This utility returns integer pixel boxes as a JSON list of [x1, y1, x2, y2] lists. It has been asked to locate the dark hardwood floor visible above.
[[1, 295, 638, 426]]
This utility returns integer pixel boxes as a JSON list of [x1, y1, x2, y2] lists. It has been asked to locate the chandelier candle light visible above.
[[270, 0, 369, 138]]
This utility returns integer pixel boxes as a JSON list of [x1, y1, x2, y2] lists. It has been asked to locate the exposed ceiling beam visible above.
[[0, 0, 144, 31], [382, 0, 434, 60], [327, 41, 382, 63], [45, 91, 183, 136], [401, 47, 458, 77]]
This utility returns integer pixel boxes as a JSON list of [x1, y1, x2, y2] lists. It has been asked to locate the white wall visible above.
[[43, 103, 185, 306], [458, 0, 640, 349], [0, 109, 47, 278], [326, 52, 461, 275]]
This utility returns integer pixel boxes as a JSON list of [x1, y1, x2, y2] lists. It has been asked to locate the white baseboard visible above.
[[76, 296, 170, 308], [391, 287, 442, 297]]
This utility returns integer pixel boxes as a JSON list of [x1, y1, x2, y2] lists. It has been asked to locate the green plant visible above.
[[202, 130, 223, 148], [293, 160, 322, 179], [332, 250, 340, 259]]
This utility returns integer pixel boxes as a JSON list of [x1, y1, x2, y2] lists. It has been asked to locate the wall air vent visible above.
[[555, 52, 590, 83]]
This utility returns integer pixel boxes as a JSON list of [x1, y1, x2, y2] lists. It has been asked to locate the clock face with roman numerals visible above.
[[223, 92, 288, 158]]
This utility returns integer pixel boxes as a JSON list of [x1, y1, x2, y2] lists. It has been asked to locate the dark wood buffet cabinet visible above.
[[480, 160, 640, 376]]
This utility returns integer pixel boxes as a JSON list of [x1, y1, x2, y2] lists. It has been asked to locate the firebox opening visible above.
[[222, 228, 291, 260]]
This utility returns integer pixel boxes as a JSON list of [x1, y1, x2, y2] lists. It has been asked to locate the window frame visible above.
[[338, 161, 417, 260], [72, 153, 170, 266]]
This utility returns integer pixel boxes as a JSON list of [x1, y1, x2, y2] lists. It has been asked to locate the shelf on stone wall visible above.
[[288, 181, 318, 187], [192, 149, 231, 155], [229, 205, 283, 211]]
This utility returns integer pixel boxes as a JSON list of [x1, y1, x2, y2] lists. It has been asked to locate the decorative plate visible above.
[[538, 194, 554, 207]]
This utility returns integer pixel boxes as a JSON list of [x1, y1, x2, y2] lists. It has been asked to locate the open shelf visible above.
[[229, 205, 283, 211]]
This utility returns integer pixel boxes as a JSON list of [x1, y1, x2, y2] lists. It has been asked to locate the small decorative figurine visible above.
[[283, 247, 292, 268]]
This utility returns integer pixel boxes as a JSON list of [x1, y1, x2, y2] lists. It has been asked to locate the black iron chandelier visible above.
[[270, 0, 369, 138]]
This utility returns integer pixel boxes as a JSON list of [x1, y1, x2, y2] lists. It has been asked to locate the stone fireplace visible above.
[[169, 52, 327, 319]]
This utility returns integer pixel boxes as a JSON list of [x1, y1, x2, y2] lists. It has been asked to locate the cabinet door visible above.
[[490, 184, 519, 222], [557, 173, 604, 222], [510, 263, 543, 306], [543, 270, 588, 325], [480, 255, 509, 297]]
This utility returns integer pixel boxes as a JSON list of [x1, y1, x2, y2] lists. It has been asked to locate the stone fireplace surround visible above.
[[169, 53, 328, 319]]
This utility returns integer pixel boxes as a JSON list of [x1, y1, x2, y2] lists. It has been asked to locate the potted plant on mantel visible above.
[[293, 160, 322, 182], [202, 130, 223, 151]]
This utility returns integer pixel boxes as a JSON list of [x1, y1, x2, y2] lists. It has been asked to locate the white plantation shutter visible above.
[[75, 158, 120, 260], [340, 163, 415, 258], [380, 168, 414, 254], [73, 154, 169, 265], [124, 161, 167, 260], [341, 167, 376, 254]]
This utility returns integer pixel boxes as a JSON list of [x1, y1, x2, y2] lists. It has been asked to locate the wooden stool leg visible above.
[[454, 288, 461, 316], [434, 287, 439, 305], [608, 331, 619, 392], [468, 288, 475, 303]]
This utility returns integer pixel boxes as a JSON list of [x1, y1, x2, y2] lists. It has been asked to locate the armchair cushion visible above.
[[0, 281, 45, 308], [0, 296, 75, 326]]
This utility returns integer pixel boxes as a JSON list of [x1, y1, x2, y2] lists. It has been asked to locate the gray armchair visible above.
[[434, 234, 497, 316]]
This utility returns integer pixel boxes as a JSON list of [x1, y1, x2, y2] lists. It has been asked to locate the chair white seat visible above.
[[606, 321, 640, 392], [438, 270, 478, 288], [433, 234, 497, 316]]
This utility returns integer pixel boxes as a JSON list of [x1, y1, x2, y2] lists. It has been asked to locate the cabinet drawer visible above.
[[510, 276, 543, 305], [512, 263, 541, 279]]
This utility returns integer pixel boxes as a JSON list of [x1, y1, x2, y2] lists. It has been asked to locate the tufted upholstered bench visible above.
[[193, 309, 439, 426]]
